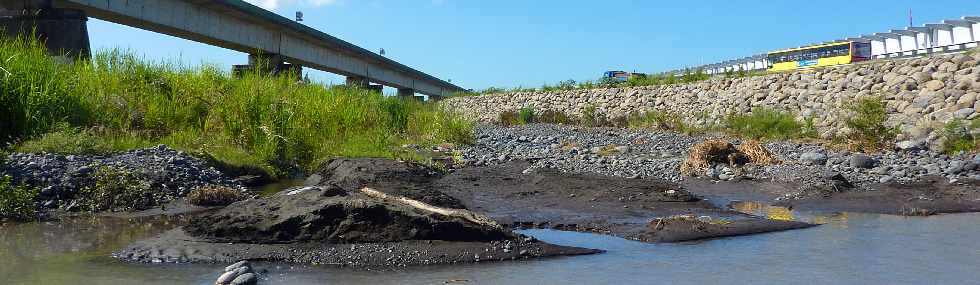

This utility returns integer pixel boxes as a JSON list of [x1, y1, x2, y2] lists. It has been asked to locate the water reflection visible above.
[[729, 201, 849, 225], [255, 179, 306, 197]]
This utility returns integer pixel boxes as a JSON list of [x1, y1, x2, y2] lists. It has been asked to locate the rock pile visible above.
[[0, 145, 244, 213]]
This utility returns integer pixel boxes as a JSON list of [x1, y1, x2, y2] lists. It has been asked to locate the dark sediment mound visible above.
[[117, 158, 600, 266], [311, 158, 465, 209], [184, 183, 510, 244]]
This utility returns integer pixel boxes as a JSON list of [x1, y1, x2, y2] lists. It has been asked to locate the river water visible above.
[[2, 208, 979, 284]]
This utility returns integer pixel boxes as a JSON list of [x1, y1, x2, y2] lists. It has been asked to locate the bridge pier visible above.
[[397, 88, 415, 97], [346, 76, 383, 93], [233, 53, 302, 78], [0, 3, 91, 59]]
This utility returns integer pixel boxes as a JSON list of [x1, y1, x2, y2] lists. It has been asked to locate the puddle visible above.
[[254, 179, 306, 197], [729, 200, 849, 224]]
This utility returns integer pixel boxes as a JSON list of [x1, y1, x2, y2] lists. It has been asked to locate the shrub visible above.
[[537, 110, 572, 124], [76, 166, 159, 212], [555, 79, 576, 90], [581, 104, 601, 127], [517, 107, 536, 125], [940, 118, 980, 155], [845, 96, 898, 151], [0, 175, 38, 221], [725, 108, 806, 140], [498, 111, 519, 126], [187, 186, 243, 206]]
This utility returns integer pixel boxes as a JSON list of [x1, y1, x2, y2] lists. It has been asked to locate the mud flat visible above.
[[683, 176, 980, 216], [435, 161, 813, 243]]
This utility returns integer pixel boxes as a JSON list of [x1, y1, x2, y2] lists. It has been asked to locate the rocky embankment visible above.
[[444, 52, 980, 144], [0, 145, 245, 215]]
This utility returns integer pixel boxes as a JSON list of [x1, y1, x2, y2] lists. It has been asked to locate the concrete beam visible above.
[[925, 23, 953, 30], [944, 19, 974, 27]]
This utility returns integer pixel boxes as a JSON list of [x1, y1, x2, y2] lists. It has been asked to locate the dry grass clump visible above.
[[681, 139, 781, 175], [737, 140, 780, 165], [679, 139, 736, 175], [187, 186, 244, 206]]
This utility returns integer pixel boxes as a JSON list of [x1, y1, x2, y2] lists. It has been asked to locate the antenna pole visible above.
[[908, 8, 912, 27]]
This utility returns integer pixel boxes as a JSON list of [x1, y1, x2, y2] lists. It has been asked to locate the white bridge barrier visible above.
[[670, 16, 979, 75]]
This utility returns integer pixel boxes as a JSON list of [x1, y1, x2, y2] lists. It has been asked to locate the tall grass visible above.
[[0, 36, 473, 177]]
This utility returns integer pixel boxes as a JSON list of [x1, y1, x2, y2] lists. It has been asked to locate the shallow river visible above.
[[2, 209, 979, 285]]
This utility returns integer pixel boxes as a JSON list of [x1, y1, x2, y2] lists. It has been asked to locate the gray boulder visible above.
[[799, 152, 828, 166], [895, 140, 925, 151], [849, 154, 876, 169]]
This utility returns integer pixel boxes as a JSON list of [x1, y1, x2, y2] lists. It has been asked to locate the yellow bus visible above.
[[767, 41, 872, 72]]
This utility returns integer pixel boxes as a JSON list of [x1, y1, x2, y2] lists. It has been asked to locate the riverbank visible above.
[[460, 123, 980, 216]]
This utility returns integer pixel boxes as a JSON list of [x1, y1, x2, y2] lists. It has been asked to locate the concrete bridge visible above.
[[0, 0, 465, 98]]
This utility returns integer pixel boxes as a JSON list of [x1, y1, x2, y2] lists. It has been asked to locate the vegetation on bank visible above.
[[492, 96, 909, 153], [941, 118, 980, 155], [457, 67, 776, 97], [0, 36, 474, 180], [0, 175, 38, 221], [844, 96, 898, 152], [724, 108, 816, 140]]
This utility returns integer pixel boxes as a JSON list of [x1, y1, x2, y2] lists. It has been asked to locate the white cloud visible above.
[[245, 0, 338, 11]]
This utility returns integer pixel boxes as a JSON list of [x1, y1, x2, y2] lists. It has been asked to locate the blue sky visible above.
[[87, 0, 980, 91]]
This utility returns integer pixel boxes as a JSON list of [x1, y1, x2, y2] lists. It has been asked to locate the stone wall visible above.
[[443, 52, 980, 142]]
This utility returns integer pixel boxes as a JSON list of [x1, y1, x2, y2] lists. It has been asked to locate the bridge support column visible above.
[[0, 5, 90, 59], [397, 88, 415, 98], [345, 76, 383, 93], [345, 76, 370, 88], [233, 53, 302, 78]]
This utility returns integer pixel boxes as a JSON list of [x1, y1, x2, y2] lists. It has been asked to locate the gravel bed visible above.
[[460, 124, 980, 190]]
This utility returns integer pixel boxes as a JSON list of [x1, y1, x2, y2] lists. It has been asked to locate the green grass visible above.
[[845, 96, 898, 152], [0, 35, 474, 178], [724, 108, 811, 140], [0, 175, 38, 221]]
